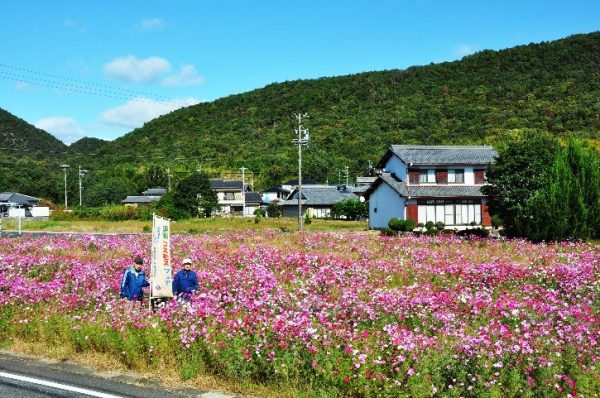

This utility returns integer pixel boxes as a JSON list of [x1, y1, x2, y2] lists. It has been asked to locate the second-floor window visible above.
[[448, 169, 464, 183], [419, 170, 436, 183], [224, 192, 235, 200]]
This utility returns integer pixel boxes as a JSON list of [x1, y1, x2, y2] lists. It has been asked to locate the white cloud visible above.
[[35, 116, 84, 144], [101, 97, 201, 128], [139, 18, 165, 31], [103, 55, 172, 83], [455, 44, 476, 57], [162, 65, 204, 87], [15, 82, 29, 91], [63, 19, 87, 33]]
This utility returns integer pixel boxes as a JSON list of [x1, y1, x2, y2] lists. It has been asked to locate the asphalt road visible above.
[[0, 351, 235, 398]]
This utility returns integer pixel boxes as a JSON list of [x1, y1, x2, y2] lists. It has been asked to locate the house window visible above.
[[419, 170, 436, 183], [474, 169, 486, 184], [417, 199, 481, 225], [448, 169, 464, 183], [224, 192, 235, 200]]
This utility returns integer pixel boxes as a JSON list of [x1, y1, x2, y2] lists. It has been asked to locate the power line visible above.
[[0, 63, 172, 101]]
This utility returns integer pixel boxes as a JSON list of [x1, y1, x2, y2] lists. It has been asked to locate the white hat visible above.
[[182, 258, 192, 265]]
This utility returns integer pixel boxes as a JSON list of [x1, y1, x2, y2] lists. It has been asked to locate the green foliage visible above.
[[388, 217, 415, 232], [155, 192, 189, 220], [521, 139, 599, 241], [86, 176, 137, 207], [265, 203, 282, 218], [457, 228, 490, 238], [331, 198, 368, 220], [491, 215, 502, 228], [482, 131, 561, 238], [425, 221, 435, 231], [173, 172, 219, 217], [144, 165, 168, 189], [303, 212, 312, 225]]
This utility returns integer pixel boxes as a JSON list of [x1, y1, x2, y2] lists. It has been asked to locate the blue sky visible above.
[[1, 0, 598, 144]]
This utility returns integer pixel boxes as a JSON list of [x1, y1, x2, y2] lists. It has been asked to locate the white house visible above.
[[364, 145, 497, 229]]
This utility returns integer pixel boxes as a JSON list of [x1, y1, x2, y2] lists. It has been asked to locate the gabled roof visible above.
[[142, 188, 167, 196], [363, 174, 485, 199], [363, 174, 408, 198], [122, 196, 161, 204], [210, 179, 243, 190], [377, 145, 497, 167], [281, 186, 356, 206], [0, 192, 40, 205], [245, 192, 262, 204]]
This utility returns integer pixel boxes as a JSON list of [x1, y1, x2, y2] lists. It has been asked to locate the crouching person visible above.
[[120, 256, 150, 303], [172, 258, 198, 301]]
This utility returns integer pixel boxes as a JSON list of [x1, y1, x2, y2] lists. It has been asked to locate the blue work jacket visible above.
[[172, 269, 199, 296], [120, 267, 150, 301]]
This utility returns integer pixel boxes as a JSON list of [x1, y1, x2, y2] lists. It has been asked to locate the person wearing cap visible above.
[[172, 258, 199, 299], [120, 256, 150, 302]]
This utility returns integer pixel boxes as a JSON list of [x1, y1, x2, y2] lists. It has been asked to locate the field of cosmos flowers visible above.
[[0, 231, 597, 397]]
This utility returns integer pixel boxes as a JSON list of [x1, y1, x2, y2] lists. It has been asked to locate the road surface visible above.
[[0, 351, 235, 398]]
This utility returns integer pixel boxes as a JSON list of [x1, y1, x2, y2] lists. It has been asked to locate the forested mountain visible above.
[[99, 32, 600, 188], [1, 32, 599, 201], [68, 137, 108, 155], [0, 108, 66, 157]]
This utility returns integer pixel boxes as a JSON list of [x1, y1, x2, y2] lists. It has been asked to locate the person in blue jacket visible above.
[[120, 256, 150, 302], [172, 258, 199, 299]]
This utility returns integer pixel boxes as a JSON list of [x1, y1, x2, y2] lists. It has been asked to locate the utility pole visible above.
[[240, 166, 247, 217], [167, 168, 173, 191], [292, 113, 309, 231], [60, 164, 70, 210], [78, 165, 87, 207], [345, 166, 350, 186]]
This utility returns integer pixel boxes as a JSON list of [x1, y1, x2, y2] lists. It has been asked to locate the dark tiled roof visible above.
[[381, 145, 497, 166], [142, 188, 167, 196], [281, 186, 356, 206], [379, 174, 409, 196], [0, 192, 40, 205], [407, 185, 485, 198], [122, 196, 161, 204], [210, 179, 243, 190], [363, 175, 485, 199], [245, 192, 262, 204]]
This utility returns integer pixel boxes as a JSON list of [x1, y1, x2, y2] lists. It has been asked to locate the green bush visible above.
[[435, 221, 445, 231], [303, 213, 312, 225], [379, 227, 398, 236], [388, 218, 416, 232], [457, 228, 490, 238], [265, 203, 281, 218], [425, 221, 435, 231], [99, 205, 141, 221], [491, 215, 502, 228]]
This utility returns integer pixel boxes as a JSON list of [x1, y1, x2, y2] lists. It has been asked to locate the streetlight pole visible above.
[[292, 113, 309, 231], [78, 165, 87, 207], [60, 164, 70, 210], [240, 166, 247, 217]]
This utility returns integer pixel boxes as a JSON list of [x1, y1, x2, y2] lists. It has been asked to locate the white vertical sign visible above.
[[151, 214, 173, 298]]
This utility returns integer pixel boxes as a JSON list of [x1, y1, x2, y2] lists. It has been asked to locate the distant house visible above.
[[142, 188, 167, 197], [0, 192, 44, 218], [280, 178, 319, 192], [210, 179, 259, 217], [280, 185, 357, 218], [122, 187, 166, 207], [364, 145, 497, 229], [261, 186, 290, 204]]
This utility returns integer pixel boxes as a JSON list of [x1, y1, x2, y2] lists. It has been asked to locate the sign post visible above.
[[150, 214, 173, 310]]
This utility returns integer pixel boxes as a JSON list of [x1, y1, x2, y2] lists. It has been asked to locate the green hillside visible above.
[[100, 32, 600, 188], [0, 108, 67, 157], [68, 137, 108, 155]]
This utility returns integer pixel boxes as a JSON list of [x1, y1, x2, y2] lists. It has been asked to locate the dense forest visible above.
[[1, 32, 599, 203]]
